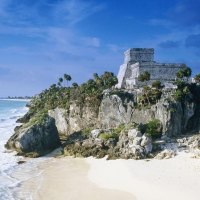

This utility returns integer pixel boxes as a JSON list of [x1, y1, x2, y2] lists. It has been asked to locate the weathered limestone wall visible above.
[[124, 63, 140, 89], [124, 48, 154, 63], [116, 63, 128, 89], [139, 63, 183, 81], [117, 48, 185, 89]]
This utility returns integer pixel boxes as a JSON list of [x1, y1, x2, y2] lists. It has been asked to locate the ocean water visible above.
[[0, 99, 29, 199], [0, 100, 56, 200]]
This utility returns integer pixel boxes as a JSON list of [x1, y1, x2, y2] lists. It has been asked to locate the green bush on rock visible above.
[[138, 119, 162, 139]]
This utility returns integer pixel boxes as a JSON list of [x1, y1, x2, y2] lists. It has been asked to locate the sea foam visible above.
[[0, 100, 28, 200]]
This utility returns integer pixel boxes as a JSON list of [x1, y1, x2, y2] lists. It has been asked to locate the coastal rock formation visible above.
[[98, 92, 134, 128], [6, 116, 61, 157], [48, 102, 99, 135], [6, 88, 200, 158], [112, 131, 153, 159], [49, 91, 198, 137], [63, 128, 153, 160], [48, 108, 68, 135]]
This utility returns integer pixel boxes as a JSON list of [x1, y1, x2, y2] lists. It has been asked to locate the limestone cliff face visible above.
[[6, 116, 61, 157], [154, 100, 197, 136], [48, 92, 199, 137], [98, 94, 134, 128], [48, 102, 99, 135], [6, 90, 200, 158]]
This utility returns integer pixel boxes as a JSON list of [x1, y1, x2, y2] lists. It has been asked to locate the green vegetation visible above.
[[81, 128, 92, 137], [173, 65, 192, 102], [146, 119, 162, 139], [194, 74, 200, 83], [99, 124, 126, 141], [152, 80, 162, 89], [138, 119, 162, 139], [138, 86, 162, 107], [27, 71, 118, 126], [138, 71, 150, 83], [24, 111, 48, 128], [176, 65, 192, 80], [138, 72, 163, 107]]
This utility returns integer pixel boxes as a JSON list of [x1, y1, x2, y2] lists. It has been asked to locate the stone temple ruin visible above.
[[116, 48, 184, 89]]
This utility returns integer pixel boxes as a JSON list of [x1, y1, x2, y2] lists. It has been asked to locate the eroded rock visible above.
[[6, 116, 61, 157]]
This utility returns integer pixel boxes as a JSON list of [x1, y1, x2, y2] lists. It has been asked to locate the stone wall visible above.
[[139, 63, 183, 81], [124, 48, 154, 63], [117, 48, 185, 89]]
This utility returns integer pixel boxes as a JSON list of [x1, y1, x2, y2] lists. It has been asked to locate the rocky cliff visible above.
[[6, 87, 200, 159], [6, 116, 61, 157], [48, 90, 200, 137]]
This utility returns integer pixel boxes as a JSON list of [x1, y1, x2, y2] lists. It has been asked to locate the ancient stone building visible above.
[[116, 48, 184, 89]]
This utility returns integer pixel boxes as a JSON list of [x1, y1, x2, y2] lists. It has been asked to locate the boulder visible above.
[[141, 134, 152, 147], [6, 116, 61, 157], [155, 149, 176, 159], [48, 108, 68, 135], [144, 143, 153, 154]]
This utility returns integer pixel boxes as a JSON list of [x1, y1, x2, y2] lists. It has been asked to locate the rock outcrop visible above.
[[49, 91, 199, 137], [99, 92, 134, 128], [6, 88, 200, 158], [62, 127, 153, 160], [48, 102, 99, 135], [6, 116, 61, 157]]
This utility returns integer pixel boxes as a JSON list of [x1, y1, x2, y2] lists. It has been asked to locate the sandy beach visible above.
[[15, 151, 200, 200], [16, 157, 135, 200]]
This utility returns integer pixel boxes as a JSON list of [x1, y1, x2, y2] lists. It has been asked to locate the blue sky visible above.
[[0, 0, 200, 96]]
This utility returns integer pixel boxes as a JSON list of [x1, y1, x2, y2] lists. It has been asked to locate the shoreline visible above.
[[0, 99, 31, 102], [14, 152, 200, 200], [15, 157, 135, 200]]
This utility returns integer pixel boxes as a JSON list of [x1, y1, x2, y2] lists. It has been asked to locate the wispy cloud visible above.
[[0, 0, 105, 27], [0, 0, 122, 96], [53, 0, 105, 25]]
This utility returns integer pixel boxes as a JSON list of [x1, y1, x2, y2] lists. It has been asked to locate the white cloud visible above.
[[54, 0, 105, 25], [0, 0, 122, 96]]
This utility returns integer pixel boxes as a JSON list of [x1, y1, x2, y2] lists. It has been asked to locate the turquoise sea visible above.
[[0, 100, 28, 199]]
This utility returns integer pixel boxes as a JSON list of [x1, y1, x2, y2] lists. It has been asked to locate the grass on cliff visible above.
[[26, 72, 118, 126], [99, 124, 126, 141], [138, 119, 162, 139], [23, 111, 48, 128]]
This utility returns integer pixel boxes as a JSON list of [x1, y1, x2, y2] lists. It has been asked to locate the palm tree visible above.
[[72, 82, 78, 88], [177, 65, 192, 81], [64, 74, 72, 87], [176, 70, 184, 79], [58, 78, 63, 87], [93, 73, 99, 80]]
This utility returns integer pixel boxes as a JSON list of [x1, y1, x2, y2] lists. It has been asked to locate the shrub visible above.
[[146, 119, 162, 139], [81, 128, 92, 137], [99, 124, 125, 141], [173, 90, 184, 101], [138, 71, 150, 82], [152, 81, 162, 89], [194, 74, 200, 83]]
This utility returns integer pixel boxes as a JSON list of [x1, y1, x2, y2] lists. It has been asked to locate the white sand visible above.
[[87, 152, 200, 200], [17, 157, 135, 200], [16, 152, 200, 200]]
